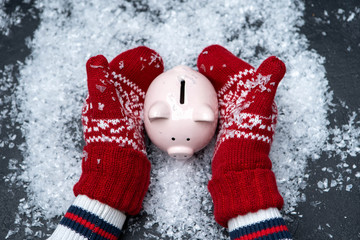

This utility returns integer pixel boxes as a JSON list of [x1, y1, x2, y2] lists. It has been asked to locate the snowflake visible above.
[[149, 52, 162, 66]]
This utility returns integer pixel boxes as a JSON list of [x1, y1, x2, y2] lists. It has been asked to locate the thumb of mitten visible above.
[[245, 56, 286, 116], [85, 55, 122, 119]]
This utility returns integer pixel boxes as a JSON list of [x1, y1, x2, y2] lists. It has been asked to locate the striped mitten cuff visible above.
[[228, 208, 292, 240], [48, 195, 126, 240]]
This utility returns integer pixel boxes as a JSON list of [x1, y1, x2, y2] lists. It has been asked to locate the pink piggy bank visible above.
[[144, 65, 218, 160]]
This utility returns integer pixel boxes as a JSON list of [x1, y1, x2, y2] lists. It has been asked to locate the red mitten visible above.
[[49, 47, 164, 240], [197, 45, 286, 228], [74, 46, 164, 215]]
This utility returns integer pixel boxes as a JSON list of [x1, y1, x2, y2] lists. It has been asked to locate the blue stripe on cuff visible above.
[[67, 205, 122, 237], [229, 217, 292, 240], [59, 205, 122, 240], [60, 215, 109, 240]]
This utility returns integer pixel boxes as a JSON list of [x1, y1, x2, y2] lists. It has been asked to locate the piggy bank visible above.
[[144, 65, 218, 160]]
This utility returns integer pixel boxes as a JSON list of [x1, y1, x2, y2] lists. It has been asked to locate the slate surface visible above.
[[0, 0, 359, 239]]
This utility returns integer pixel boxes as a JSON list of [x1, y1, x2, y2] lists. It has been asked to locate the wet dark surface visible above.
[[290, 1, 360, 239], [0, 0, 41, 239], [0, 0, 359, 239]]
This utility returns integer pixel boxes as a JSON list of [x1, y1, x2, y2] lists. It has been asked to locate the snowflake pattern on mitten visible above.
[[215, 67, 279, 152], [82, 50, 163, 154]]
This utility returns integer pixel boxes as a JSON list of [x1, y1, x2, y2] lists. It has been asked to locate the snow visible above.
[[345, 184, 353, 191], [347, 12, 355, 22], [1, 0, 359, 239], [335, 6, 360, 22], [327, 112, 360, 160], [140, 142, 222, 239], [0, 0, 25, 35], [318, 112, 360, 192]]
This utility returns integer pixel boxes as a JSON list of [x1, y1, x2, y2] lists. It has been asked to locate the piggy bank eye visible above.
[[171, 137, 176, 141], [186, 138, 190, 141]]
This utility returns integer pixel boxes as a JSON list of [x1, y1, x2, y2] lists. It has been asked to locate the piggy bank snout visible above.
[[167, 146, 194, 160]]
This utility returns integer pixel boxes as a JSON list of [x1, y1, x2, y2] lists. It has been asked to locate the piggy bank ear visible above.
[[148, 101, 171, 122], [193, 104, 215, 122]]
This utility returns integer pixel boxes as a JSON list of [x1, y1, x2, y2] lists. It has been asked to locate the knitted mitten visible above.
[[198, 45, 291, 239], [49, 46, 164, 240]]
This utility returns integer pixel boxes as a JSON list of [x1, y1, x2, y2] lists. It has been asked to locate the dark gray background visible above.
[[1, 0, 359, 239]]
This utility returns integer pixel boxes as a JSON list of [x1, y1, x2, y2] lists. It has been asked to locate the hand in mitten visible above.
[[49, 46, 163, 240], [197, 45, 292, 240]]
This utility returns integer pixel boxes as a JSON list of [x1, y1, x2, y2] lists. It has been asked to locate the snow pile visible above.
[[140, 142, 224, 239], [4, 0, 351, 239]]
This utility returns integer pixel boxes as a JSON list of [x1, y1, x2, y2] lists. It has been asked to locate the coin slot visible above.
[[180, 80, 185, 104]]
